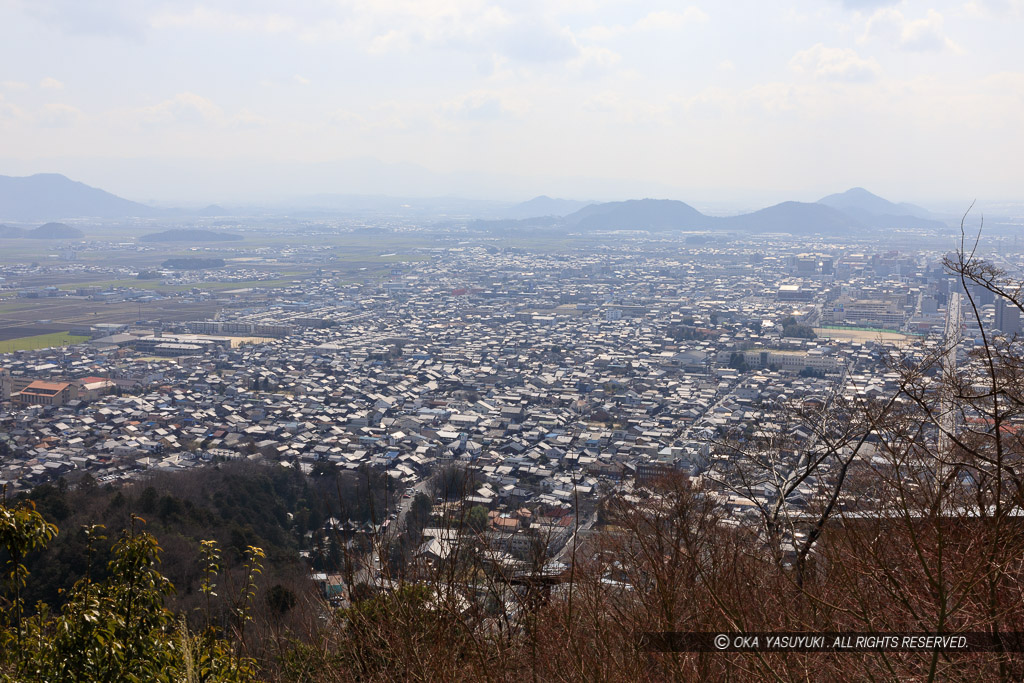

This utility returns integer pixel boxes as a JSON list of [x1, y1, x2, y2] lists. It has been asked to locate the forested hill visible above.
[[16, 461, 388, 610]]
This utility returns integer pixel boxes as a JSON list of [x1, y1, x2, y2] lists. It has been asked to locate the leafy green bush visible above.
[[0, 504, 261, 682]]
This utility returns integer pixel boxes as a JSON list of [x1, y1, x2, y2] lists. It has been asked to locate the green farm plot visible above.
[[56, 279, 138, 291], [333, 251, 432, 263], [0, 331, 90, 352], [156, 275, 309, 292]]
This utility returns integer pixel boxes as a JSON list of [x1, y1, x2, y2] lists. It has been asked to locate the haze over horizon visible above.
[[1, 0, 1022, 206]]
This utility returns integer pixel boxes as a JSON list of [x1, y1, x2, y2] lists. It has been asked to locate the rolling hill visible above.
[[28, 222, 84, 238], [818, 187, 931, 219], [0, 224, 25, 238], [817, 187, 946, 229], [565, 198, 708, 231], [717, 201, 860, 234], [502, 195, 595, 219], [0, 222, 84, 239], [550, 190, 945, 235], [560, 198, 862, 234]]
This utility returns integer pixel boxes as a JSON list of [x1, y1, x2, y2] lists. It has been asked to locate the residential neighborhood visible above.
[[0, 229, 1010, 579]]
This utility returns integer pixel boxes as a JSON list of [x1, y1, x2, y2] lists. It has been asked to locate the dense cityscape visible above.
[[0, 223, 1020, 580], [3, 0, 1024, 679]]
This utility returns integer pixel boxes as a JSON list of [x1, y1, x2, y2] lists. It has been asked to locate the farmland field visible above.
[[0, 332, 90, 352], [0, 297, 224, 341]]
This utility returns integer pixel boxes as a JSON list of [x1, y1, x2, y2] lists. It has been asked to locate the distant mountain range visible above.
[[538, 188, 947, 234], [0, 172, 953, 234], [0, 173, 159, 221]]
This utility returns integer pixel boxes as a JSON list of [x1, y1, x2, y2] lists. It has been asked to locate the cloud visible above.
[[837, 0, 900, 10], [329, 101, 411, 131], [0, 81, 29, 90], [20, 0, 146, 39], [366, 9, 585, 66], [127, 92, 267, 129], [444, 90, 527, 121], [135, 92, 223, 127], [864, 9, 963, 53], [681, 82, 814, 118], [979, 71, 1024, 103], [633, 8, 709, 31], [582, 91, 671, 125], [232, 108, 269, 128], [568, 45, 621, 76], [581, 6, 708, 41], [900, 10, 963, 52], [963, 0, 1024, 16], [148, 3, 627, 76], [153, 3, 588, 68], [489, 16, 579, 63], [150, 7, 299, 36], [39, 102, 83, 127], [0, 95, 29, 122], [330, 109, 369, 127], [293, 75, 310, 86], [790, 44, 881, 82], [39, 77, 64, 90]]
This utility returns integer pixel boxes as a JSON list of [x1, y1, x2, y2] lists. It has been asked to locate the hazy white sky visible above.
[[0, 0, 1022, 205]]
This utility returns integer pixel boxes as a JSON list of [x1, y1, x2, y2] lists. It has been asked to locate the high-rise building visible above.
[[994, 297, 1021, 336], [967, 282, 995, 306]]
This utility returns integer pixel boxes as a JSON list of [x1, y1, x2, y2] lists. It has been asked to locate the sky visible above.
[[0, 0, 1022, 206]]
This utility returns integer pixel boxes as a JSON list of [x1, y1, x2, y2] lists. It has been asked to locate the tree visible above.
[[311, 460, 338, 478], [430, 465, 471, 502], [407, 494, 432, 534], [0, 508, 260, 681], [781, 315, 816, 339], [466, 506, 489, 534], [0, 500, 57, 661]]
